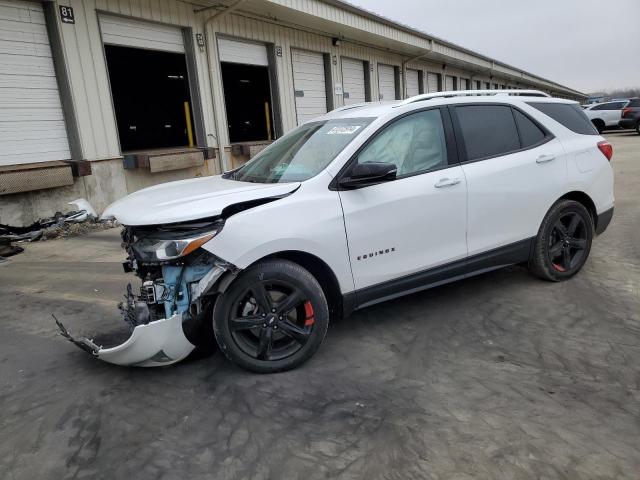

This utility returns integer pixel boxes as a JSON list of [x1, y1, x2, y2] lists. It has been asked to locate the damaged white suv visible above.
[[58, 90, 615, 373]]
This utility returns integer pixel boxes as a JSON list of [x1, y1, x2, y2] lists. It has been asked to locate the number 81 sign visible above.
[[59, 6, 75, 24]]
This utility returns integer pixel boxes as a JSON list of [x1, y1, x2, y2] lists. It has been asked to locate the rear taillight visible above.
[[597, 141, 613, 161], [622, 107, 632, 118]]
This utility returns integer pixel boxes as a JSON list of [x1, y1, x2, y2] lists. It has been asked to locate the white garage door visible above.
[[0, 0, 70, 166], [377, 64, 396, 100], [341, 57, 366, 105], [427, 73, 439, 93], [445, 75, 455, 91], [99, 14, 185, 53], [405, 69, 420, 98], [217, 37, 268, 66], [291, 49, 327, 124]]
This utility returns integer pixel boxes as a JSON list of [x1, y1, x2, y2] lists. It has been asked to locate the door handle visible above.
[[536, 154, 556, 164], [434, 178, 461, 188]]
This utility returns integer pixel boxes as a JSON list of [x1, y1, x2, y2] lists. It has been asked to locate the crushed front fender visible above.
[[55, 313, 195, 367]]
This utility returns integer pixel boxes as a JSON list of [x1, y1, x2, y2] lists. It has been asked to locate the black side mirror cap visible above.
[[338, 162, 397, 189]]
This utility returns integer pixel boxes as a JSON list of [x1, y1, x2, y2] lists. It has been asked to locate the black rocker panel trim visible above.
[[345, 237, 534, 314]]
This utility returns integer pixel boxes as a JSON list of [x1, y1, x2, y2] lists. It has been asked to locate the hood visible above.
[[102, 175, 300, 226]]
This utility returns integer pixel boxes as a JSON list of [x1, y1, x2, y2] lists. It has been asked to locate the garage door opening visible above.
[[218, 38, 278, 144], [105, 45, 194, 152], [221, 62, 273, 143]]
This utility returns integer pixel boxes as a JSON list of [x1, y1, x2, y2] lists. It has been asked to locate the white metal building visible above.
[[0, 0, 586, 224]]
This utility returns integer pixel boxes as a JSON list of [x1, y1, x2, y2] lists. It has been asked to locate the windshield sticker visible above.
[[326, 125, 362, 135]]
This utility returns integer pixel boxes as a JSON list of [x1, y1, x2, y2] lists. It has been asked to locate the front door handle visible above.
[[434, 177, 461, 188], [536, 154, 556, 164]]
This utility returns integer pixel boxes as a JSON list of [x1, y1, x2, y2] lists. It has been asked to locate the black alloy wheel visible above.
[[547, 211, 588, 273], [529, 199, 594, 281], [230, 281, 314, 361], [213, 260, 329, 373]]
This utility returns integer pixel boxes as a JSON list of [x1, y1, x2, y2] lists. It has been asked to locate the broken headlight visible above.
[[132, 229, 220, 263]]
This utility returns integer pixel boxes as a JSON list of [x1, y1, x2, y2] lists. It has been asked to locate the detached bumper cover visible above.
[[56, 314, 195, 367]]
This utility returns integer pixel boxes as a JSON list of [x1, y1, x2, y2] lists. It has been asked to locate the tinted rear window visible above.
[[528, 102, 598, 135], [454, 105, 520, 160], [628, 99, 640, 107], [514, 109, 546, 147]]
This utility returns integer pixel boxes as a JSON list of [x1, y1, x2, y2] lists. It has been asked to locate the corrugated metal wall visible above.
[[54, 0, 581, 168], [57, 0, 216, 162], [207, 11, 411, 151]]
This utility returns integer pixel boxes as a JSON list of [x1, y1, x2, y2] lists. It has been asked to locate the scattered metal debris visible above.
[[0, 199, 114, 259]]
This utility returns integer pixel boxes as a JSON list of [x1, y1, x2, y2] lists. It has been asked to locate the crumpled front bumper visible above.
[[56, 314, 195, 367]]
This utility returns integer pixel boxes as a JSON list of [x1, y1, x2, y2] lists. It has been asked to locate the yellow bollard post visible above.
[[264, 102, 272, 141], [184, 101, 194, 147]]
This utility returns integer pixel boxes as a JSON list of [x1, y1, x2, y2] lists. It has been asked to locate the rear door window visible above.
[[453, 105, 520, 161], [528, 102, 598, 135]]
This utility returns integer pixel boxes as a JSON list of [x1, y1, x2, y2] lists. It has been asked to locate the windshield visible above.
[[230, 118, 374, 183]]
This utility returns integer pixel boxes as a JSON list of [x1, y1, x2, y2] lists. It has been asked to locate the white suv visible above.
[[58, 90, 615, 373], [584, 100, 629, 133]]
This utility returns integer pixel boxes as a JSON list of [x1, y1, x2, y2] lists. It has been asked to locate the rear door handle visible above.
[[434, 178, 461, 188], [536, 154, 556, 164]]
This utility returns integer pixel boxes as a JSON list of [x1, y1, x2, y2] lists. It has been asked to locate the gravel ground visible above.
[[1, 132, 639, 480]]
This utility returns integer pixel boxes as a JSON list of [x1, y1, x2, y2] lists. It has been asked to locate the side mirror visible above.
[[338, 162, 397, 189]]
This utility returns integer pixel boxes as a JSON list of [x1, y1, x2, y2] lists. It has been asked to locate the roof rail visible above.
[[397, 89, 550, 106], [329, 102, 370, 113]]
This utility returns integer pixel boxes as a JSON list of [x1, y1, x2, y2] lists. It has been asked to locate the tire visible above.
[[213, 259, 329, 373], [529, 200, 594, 282], [636, 122, 640, 135]]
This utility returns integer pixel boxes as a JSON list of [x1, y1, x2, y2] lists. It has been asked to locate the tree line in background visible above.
[[589, 87, 640, 99]]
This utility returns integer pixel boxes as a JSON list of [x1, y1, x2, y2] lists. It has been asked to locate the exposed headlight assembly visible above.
[[133, 229, 220, 262]]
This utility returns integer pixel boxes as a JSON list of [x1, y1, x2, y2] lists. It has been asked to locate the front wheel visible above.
[[529, 200, 594, 282], [213, 259, 329, 373]]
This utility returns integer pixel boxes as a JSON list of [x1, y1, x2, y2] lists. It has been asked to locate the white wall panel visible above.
[[341, 57, 366, 105], [426, 72, 439, 92], [291, 49, 327, 124], [99, 14, 185, 52], [218, 37, 268, 66], [0, 0, 70, 166], [377, 63, 395, 100], [445, 75, 455, 91], [405, 69, 419, 97]]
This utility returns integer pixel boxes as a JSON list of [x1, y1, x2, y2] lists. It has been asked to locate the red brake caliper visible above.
[[303, 301, 315, 327]]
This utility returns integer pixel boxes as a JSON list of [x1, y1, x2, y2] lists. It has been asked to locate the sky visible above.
[[349, 0, 640, 94]]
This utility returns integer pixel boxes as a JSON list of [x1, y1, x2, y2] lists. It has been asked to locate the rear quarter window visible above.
[[528, 102, 598, 135]]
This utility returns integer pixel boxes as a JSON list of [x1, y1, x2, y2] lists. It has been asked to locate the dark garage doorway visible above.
[[221, 62, 274, 143], [104, 45, 195, 152]]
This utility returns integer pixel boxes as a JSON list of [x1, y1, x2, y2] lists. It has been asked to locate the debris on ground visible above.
[[0, 199, 115, 259], [0, 237, 24, 259]]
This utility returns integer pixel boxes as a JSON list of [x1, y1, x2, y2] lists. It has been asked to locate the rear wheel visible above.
[[213, 259, 329, 373], [529, 200, 593, 282]]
